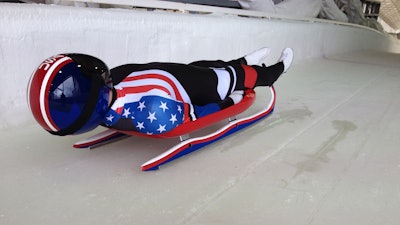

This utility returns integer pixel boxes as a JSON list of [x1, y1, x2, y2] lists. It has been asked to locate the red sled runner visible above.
[[74, 86, 276, 171]]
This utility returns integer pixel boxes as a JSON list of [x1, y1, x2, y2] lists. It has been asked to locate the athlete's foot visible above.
[[278, 48, 293, 73], [244, 47, 270, 65]]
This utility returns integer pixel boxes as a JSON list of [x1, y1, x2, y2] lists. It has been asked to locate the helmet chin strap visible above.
[[49, 77, 106, 136]]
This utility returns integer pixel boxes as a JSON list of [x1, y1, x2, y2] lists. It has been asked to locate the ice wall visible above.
[[0, 3, 398, 129]]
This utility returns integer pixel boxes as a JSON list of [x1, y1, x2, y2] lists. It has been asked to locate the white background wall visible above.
[[1, 3, 398, 129]]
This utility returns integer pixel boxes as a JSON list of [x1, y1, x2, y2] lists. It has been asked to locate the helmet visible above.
[[27, 54, 111, 136]]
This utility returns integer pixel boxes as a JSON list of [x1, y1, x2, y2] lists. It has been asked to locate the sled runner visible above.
[[73, 130, 129, 149], [74, 86, 276, 171]]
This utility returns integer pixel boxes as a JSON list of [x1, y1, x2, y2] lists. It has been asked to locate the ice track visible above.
[[2, 51, 400, 224]]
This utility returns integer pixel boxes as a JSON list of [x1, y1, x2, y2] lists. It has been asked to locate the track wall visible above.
[[0, 3, 398, 128]]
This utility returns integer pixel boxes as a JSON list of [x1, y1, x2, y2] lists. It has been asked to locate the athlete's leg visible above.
[[253, 48, 293, 87], [189, 47, 270, 68], [189, 59, 245, 68], [233, 48, 294, 90]]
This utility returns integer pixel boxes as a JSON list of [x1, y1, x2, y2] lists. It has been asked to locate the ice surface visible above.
[[1, 3, 400, 225], [2, 50, 400, 225]]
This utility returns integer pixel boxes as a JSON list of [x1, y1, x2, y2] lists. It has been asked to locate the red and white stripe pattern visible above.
[[27, 55, 73, 132], [110, 69, 192, 115]]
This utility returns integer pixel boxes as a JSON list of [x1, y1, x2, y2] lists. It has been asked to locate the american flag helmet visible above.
[[27, 54, 111, 136]]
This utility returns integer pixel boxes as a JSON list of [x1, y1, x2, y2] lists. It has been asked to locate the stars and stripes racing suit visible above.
[[102, 58, 284, 135]]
